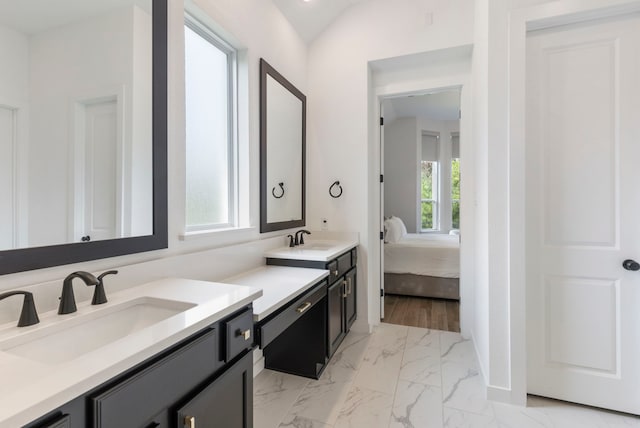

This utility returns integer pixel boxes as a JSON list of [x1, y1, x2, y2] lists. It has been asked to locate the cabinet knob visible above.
[[185, 415, 195, 428], [237, 328, 251, 340]]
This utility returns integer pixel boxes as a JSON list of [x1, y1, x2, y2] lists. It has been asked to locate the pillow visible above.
[[392, 216, 407, 236], [384, 217, 403, 243]]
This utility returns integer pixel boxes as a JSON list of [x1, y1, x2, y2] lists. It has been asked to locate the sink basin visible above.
[[300, 243, 335, 251], [0, 297, 195, 364]]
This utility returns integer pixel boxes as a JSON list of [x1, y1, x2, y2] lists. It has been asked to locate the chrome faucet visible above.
[[294, 229, 311, 246], [0, 291, 39, 327], [58, 271, 99, 315]]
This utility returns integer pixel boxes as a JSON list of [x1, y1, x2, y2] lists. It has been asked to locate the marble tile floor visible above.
[[254, 323, 640, 428]]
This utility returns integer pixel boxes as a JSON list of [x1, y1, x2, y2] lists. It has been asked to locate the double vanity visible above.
[[0, 237, 357, 428]]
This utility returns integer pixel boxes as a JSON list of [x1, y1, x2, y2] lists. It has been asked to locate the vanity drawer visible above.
[[257, 280, 327, 348], [336, 251, 353, 278], [223, 309, 254, 362], [91, 328, 219, 428]]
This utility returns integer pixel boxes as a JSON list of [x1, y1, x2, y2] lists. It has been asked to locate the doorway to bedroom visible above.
[[380, 90, 461, 332]]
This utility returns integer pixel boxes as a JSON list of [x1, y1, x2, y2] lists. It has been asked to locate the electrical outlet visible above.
[[321, 218, 328, 231]]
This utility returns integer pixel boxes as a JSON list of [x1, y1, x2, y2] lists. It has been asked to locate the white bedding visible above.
[[384, 233, 460, 278]]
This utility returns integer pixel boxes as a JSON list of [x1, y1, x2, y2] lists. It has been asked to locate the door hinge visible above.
[[380, 117, 384, 126], [380, 231, 384, 240], [380, 289, 385, 297], [380, 174, 384, 183]]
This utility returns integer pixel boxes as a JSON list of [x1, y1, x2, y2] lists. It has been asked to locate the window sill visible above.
[[179, 226, 257, 242]]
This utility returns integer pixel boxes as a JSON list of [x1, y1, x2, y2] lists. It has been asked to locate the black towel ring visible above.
[[329, 181, 343, 198], [272, 182, 285, 199]]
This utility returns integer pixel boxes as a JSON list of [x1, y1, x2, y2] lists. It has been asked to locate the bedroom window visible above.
[[184, 15, 238, 231], [421, 160, 438, 230], [451, 132, 460, 230], [421, 131, 439, 231]]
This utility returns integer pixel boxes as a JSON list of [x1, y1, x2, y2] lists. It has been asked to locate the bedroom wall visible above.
[[383, 117, 419, 233]]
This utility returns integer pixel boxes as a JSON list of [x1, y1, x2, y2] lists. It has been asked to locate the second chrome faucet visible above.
[[58, 270, 118, 314]]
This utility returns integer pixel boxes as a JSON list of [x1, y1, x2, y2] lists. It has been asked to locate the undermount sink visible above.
[[299, 243, 335, 251], [0, 297, 195, 364]]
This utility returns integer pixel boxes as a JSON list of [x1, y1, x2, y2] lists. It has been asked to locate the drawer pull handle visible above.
[[332, 270, 339, 276], [296, 302, 312, 313], [185, 416, 195, 428], [237, 329, 251, 340]]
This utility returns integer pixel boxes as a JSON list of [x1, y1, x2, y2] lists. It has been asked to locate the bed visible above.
[[383, 221, 460, 300]]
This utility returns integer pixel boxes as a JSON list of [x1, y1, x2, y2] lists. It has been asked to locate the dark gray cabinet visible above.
[[25, 306, 254, 428], [266, 247, 358, 358]]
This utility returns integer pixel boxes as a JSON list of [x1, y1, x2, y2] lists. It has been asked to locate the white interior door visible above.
[[526, 15, 640, 414], [380, 105, 385, 318], [83, 100, 119, 242], [0, 106, 16, 250]]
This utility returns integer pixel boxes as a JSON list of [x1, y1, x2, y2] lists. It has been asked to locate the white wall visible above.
[[0, 0, 308, 318], [383, 117, 419, 233], [307, 0, 474, 332]]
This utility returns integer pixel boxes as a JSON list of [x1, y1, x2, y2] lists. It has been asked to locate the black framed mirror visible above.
[[259, 58, 306, 233], [0, 0, 168, 275]]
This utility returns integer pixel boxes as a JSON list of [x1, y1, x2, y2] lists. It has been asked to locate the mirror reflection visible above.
[[260, 59, 306, 232], [0, 0, 153, 251]]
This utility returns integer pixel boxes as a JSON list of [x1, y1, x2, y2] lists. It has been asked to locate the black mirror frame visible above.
[[259, 58, 306, 233], [0, 0, 168, 275]]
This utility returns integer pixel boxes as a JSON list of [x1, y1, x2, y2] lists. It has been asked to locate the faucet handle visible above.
[[0, 291, 40, 327], [93, 270, 118, 305]]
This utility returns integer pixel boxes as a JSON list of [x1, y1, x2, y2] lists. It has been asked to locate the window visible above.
[[451, 132, 460, 230], [184, 15, 237, 231], [421, 160, 438, 230], [421, 132, 439, 231]]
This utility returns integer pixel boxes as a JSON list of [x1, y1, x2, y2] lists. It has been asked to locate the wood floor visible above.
[[382, 294, 460, 332]]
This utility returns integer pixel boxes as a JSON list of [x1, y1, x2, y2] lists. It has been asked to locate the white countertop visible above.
[[264, 239, 358, 262], [0, 278, 261, 428], [224, 266, 329, 321]]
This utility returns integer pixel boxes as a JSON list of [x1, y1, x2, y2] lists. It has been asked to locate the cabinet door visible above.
[[327, 279, 346, 357], [176, 350, 253, 428], [345, 268, 357, 331]]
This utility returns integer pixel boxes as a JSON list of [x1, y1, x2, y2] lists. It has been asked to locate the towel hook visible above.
[[272, 182, 285, 199], [329, 181, 343, 198]]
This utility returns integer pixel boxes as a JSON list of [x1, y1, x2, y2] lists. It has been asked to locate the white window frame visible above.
[[184, 14, 239, 232], [420, 159, 439, 232]]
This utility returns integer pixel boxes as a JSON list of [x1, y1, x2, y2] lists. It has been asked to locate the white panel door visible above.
[[0, 107, 15, 250], [84, 100, 119, 242], [526, 16, 640, 414]]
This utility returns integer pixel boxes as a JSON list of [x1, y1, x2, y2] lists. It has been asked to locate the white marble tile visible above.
[[441, 360, 494, 417], [444, 408, 499, 428], [287, 380, 352, 426], [406, 326, 440, 357], [318, 332, 370, 385], [492, 401, 554, 428], [278, 415, 333, 428], [599, 411, 640, 428], [351, 324, 407, 395], [399, 352, 441, 387], [333, 386, 394, 428], [440, 331, 477, 367], [523, 396, 614, 428], [389, 380, 443, 428], [254, 370, 309, 428]]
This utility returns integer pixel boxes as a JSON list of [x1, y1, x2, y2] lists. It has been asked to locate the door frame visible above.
[[507, 0, 640, 405], [371, 74, 473, 337]]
